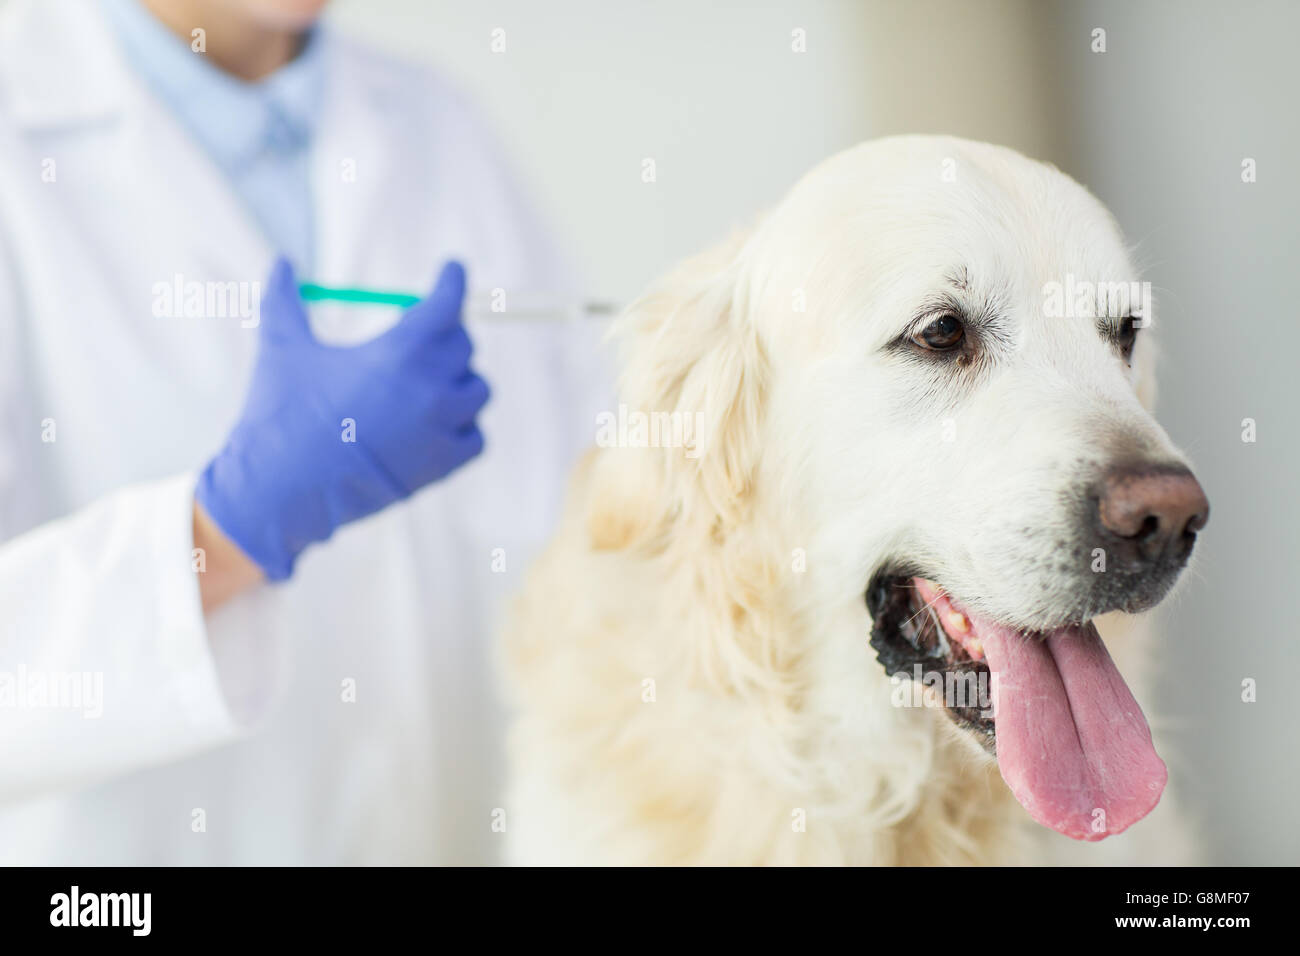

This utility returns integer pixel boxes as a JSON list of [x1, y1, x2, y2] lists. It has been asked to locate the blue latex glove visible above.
[[197, 258, 490, 580]]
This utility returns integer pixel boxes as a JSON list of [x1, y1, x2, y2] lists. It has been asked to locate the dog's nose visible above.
[[1096, 466, 1209, 565]]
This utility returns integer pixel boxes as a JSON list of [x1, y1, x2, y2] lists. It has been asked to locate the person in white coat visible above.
[[0, 0, 608, 864]]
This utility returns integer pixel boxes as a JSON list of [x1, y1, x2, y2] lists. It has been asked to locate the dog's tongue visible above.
[[976, 617, 1167, 840]]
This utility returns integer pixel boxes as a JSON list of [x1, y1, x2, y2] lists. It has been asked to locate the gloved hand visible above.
[[196, 258, 490, 580]]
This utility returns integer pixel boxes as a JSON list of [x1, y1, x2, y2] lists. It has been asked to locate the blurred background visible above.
[[324, 0, 1298, 864]]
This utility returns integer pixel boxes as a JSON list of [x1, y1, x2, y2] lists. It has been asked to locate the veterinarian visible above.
[[0, 0, 605, 863]]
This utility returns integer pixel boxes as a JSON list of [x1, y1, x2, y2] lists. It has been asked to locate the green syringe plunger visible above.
[[298, 283, 421, 308]]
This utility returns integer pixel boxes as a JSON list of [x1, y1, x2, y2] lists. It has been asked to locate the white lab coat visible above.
[[0, 0, 609, 864]]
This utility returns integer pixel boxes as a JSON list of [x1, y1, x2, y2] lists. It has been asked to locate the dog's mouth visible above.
[[867, 573, 998, 746], [866, 570, 1168, 841]]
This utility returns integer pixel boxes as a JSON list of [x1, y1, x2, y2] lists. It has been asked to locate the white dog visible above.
[[501, 136, 1209, 865]]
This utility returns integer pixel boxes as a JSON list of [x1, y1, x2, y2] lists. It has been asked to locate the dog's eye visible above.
[[913, 314, 965, 351], [1118, 316, 1138, 362]]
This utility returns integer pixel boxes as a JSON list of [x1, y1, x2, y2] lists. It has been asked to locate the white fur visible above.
[[500, 136, 1200, 865]]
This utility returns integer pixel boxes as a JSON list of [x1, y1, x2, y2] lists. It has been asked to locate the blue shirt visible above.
[[101, 0, 324, 273]]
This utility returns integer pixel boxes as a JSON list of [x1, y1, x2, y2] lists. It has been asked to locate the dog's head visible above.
[[599, 136, 1207, 842]]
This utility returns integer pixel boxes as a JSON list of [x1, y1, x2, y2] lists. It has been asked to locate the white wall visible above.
[[330, 0, 877, 302]]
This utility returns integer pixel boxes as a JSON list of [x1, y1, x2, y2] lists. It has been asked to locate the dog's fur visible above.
[[501, 136, 1200, 865]]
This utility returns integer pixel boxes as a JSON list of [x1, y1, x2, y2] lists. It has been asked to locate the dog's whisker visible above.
[[899, 588, 945, 632]]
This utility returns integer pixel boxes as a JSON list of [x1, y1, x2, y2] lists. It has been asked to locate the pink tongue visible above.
[[976, 617, 1167, 840]]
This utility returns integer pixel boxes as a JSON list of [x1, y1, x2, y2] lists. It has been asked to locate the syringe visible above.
[[299, 283, 619, 320]]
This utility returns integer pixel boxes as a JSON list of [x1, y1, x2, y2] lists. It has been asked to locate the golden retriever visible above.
[[501, 136, 1208, 865]]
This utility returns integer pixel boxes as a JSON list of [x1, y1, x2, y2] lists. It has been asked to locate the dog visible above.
[[500, 136, 1209, 865]]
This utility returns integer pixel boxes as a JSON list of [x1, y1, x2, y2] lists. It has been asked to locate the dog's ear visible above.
[[588, 226, 769, 551]]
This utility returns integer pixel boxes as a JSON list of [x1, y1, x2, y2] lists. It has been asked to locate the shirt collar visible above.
[[100, 0, 325, 170]]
